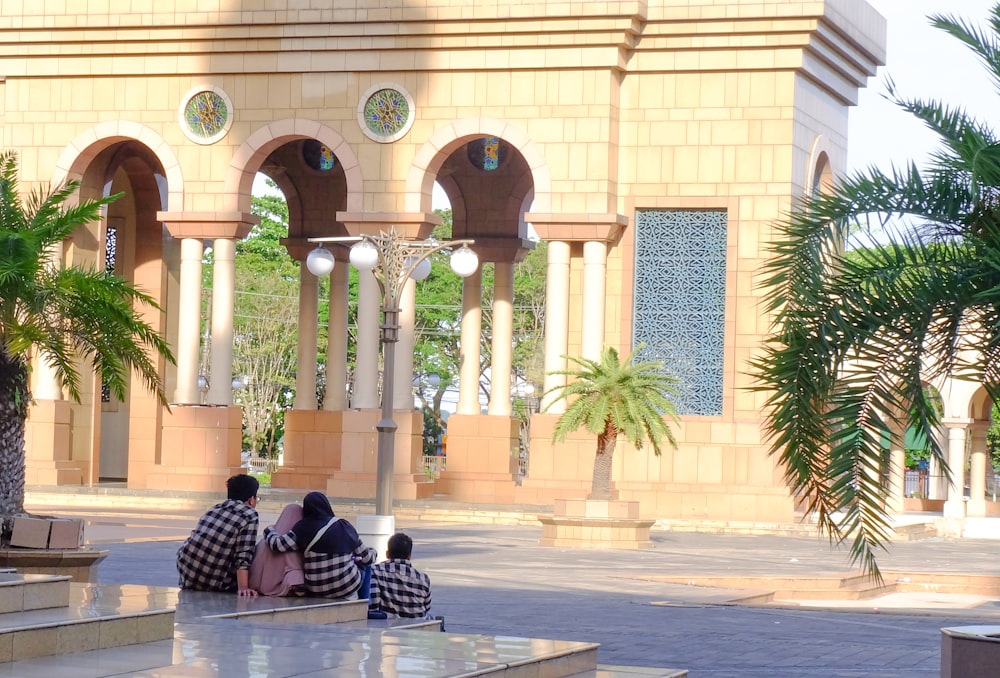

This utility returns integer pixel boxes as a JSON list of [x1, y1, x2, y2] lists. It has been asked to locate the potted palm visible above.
[[0, 151, 172, 572], [539, 346, 679, 548]]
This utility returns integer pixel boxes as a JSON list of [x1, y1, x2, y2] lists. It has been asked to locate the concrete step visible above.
[[0, 582, 175, 663], [0, 573, 70, 613], [568, 666, 688, 677], [175, 588, 370, 625], [892, 522, 939, 541]]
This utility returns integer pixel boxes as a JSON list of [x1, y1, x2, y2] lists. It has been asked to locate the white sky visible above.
[[848, 0, 1000, 173]]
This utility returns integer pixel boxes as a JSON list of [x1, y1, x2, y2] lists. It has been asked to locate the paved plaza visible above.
[[24, 495, 1000, 678]]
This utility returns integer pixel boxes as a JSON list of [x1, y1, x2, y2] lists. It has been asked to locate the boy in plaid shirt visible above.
[[369, 532, 432, 618], [176, 474, 260, 597]]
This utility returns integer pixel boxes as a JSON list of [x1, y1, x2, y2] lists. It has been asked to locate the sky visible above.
[[848, 0, 1000, 174]]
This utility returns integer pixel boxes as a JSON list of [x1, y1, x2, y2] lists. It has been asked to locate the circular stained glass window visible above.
[[467, 136, 508, 172], [357, 85, 415, 143], [178, 86, 233, 145], [303, 140, 337, 172]]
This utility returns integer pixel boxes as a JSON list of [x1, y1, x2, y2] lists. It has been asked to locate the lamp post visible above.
[[306, 228, 478, 523]]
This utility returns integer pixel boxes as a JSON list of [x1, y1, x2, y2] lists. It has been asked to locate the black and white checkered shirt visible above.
[[265, 523, 377, 598], [369, 558, 432, 618], [176, 499, 259, 592]]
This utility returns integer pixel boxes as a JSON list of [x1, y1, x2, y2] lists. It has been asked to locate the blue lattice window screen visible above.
[[633, 209, 727, 416]]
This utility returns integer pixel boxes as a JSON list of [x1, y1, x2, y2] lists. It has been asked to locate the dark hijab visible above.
[[302, 491, 335, 521], [293, 491, 360, 554]]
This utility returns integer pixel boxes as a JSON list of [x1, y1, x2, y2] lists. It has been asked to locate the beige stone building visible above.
[[2, 0, 913, 525]]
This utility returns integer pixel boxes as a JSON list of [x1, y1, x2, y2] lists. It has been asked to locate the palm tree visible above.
[[752, 6, 1000, 578], [546, 346, 679, 501], [0, 151, 173, 528]]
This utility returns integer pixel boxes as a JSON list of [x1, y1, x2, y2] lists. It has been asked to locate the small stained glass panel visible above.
[[467, 136, 507, 171], [632, 209, 727, 416], [363, 88, 410, 137], [184, 91, 228, 140], [303, 140, 337, 171]]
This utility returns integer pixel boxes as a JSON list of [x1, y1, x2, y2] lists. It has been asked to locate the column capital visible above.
[[158, 211, 258, 240], [942, 417, 975, 430], [281, 237, 351, 262], [335, 211, 442, 240], [524, 212, 627, 244]]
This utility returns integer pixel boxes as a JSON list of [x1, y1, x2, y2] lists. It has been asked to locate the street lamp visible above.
[[306, 228, 478, 521]]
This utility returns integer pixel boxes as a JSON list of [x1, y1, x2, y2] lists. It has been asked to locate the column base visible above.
[[325, 409, 434, 500], [436, 414, 519, 503], [271, 410, 345, 490], [25, 400, 84, 486], [144, 405, 243, 492]]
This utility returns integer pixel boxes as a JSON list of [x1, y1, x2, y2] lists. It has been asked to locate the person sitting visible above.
[[263, 491, 376, 599], [249, 503, 306, 597], [176, 474, 260, 597], [369, 532, 432, 619]]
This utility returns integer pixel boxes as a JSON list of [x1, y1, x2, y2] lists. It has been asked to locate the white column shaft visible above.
[[208, 238, 236, 406], [488, 262, 514, 416], [354, 271, 380, 409], [294, 265, 319, 410], [323, 262, 349, 410], [886, 439, 905, 514], [457, 267, 483, 415], [968, 426, 988, 517], [581, 240, 607, 362], [34, 242, 65, 400], [943, 423, 969, 518], [541, 241, 571, 413], [393, 277, 417, 410], [173, 238, 204, 404]]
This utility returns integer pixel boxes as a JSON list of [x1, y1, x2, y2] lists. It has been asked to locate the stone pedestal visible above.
[[271, 409, 344, 490], [24, 399, 83, 486], [538, 499, 654, 549], [145, 405, 243, 491], [326, 409, 433, 500], [0, 548, 108, 582], [437, 414, 519, 503]]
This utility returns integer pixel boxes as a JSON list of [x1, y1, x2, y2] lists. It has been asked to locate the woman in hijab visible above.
[[264, 491, 377, 599]]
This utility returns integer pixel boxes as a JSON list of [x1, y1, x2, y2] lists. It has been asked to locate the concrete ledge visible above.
[[942, 626, 1000, 678]]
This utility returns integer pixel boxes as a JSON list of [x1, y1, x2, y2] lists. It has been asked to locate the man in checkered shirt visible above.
[[176, 474, 260, 597], [369, 532, 432, 618]]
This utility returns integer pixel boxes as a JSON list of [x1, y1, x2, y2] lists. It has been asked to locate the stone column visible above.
[[173, 238, 204, 405], [457, 267, 483, 415], [393, 277, 417, 410], [581, 241, 607, 362], [488, 262, 514, 416], [34, 242, 65, 400], [968, 424, 989, 517], [886, 431, 906, 514], [542, 241, 571, 413], [323, 261, 349, 411], [353, 270, 380, 409], [943, 420, 971, 519], [293, 264, 319, 410], [207, 238, 236, 406]]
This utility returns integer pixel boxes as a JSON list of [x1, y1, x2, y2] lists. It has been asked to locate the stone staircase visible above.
[[0, 570, 687, 676]]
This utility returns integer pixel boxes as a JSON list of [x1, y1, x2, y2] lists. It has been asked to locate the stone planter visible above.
[[941, 626, 1000, 677], [0, 548, 108, 582], [538, 499, 654, 549]]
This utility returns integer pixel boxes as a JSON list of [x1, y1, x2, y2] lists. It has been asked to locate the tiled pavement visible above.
[[24, 496, 1000, 677]]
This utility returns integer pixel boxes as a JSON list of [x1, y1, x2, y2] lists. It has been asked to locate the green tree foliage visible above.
[[546, 346, 679, 500], [0, 151, 173, 521], [752, 5, 1000, 578]]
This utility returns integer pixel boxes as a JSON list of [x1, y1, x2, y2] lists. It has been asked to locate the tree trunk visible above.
[[0, 349, 29, 523], [588, 420, 618, 500]]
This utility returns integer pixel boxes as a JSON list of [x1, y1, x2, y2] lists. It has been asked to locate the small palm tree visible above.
[[0, 150, 173, 528], [752, 5, 1000, 578], [546, 346, 680, 501]]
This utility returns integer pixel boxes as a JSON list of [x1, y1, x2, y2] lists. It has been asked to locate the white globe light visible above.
[[449, 245, 479, 277], [306, 247, 335, 277], [408, 256, 432, 281], [349, 240, 379, 271]]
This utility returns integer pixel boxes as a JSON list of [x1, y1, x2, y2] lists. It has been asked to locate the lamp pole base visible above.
[[355, 514, 395, 562]]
